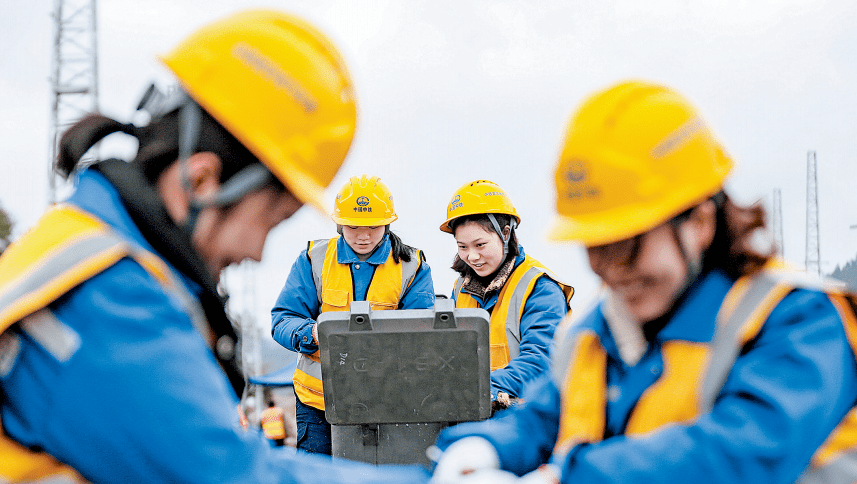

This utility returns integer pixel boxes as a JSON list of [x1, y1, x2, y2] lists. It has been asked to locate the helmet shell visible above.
[[331, 175, 397, 226], [548, 80, 732, 246], [160, 9, 357, 214], [440, 180, 520, 233]]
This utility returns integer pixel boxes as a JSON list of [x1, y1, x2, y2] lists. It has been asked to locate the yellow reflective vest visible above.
[[454, 255, 574, 371], [260, 407, 287, 440], [0, 205, 207, 483], [552, 267, 857, 482], [292, 237, 423, 410]]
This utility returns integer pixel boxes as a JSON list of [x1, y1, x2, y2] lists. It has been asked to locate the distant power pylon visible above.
[[49, 0, 99, 203], [805, 151, 821, 276], [772, 188, 784, 258]]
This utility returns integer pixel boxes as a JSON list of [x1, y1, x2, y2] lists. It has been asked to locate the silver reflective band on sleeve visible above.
[[19, 309, 81, 364], [0, 331, 21, 377]]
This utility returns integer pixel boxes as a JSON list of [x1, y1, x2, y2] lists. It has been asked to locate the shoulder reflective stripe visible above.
[[308, 238, 330, 304], [0, 233, 127, 328], [399, 249, 421, 294], [504, 267, 544, 359], [296, 353, 322, 379], [551, 316, 582, 385], [0, 332, 21, 377], [699, 273, 784, 412], [799, 451, 857, 484], [19, 309, 81, 364], [453, 278, 464, 298]]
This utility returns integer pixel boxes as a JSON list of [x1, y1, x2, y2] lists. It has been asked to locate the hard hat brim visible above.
[[547, 185, 724, 247], [331, 215, 397, 226], [439, 213, 520, 234]]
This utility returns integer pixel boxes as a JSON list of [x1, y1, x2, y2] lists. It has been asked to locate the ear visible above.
[[184, 152, 223, 200], [502, 225, 512, 242], [684, 200, 717, 255]]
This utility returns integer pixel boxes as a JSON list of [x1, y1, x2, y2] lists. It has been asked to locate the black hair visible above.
[[448, 213, 519, 278], [701, 192, 772, 279], [388, 229, 416, 264], [56, 96, 283, 193]]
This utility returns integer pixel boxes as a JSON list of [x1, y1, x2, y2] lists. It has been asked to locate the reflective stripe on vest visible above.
[[551, 268, 857, 483], [0, 204, 211, 482], [455, 255, 573, 371], [293, 236, 421, 410]]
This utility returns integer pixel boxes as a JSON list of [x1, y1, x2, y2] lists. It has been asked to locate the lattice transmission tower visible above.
[[49, 0, 99, 203], [805, 151, 821, 276]]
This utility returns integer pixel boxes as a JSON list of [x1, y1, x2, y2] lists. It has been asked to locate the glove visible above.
[[492, 392, 514, 412], [429, 437, 500, 484]]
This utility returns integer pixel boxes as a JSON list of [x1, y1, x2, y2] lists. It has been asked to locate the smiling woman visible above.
[[431, 79, 857, 484], [439, 179, 575, 413]]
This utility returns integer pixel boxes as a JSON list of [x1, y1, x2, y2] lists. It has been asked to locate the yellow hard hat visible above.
[[160, 9, 357, 214], [547, 80, 733, 246], [331, 175, 397, 226], [440, 180, 520, 233]]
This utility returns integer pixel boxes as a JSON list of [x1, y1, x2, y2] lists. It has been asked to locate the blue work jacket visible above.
[[271, 235, 435, 355], [0, 169, 430, 484], [452, 247, 570, 400], [436, 269, 857, 483]]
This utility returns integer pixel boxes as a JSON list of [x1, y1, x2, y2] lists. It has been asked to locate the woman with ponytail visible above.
[[272, 174, 435, 456], [0, 10, 431, 484]]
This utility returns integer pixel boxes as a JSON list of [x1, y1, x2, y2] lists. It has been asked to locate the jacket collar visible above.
[[336, 233, 391, 265], [68, 161, 244, 397], [593, 269, 735, 365]]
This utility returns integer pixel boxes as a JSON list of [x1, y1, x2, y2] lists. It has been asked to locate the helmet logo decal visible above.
[[232, 42, 318, 113], [651, 116, 704, 159], [565, 161, 587, 182], [356, 196, 370, 206], [563, 160, 600, 202], [449, 194, 463, 211]]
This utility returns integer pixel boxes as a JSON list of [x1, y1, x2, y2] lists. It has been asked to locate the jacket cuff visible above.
[[296, 322, 318, 354]]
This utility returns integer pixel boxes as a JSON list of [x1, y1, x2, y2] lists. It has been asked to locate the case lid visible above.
[[317, 298, 492, 424]]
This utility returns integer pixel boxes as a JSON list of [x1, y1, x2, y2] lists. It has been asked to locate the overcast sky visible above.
[[2, 0, 856, 355]]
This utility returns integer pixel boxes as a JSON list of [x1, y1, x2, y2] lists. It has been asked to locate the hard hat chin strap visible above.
[[667, 217, 703, 308], [174, 93, 273, 235], [487, 214, 514, 259]]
